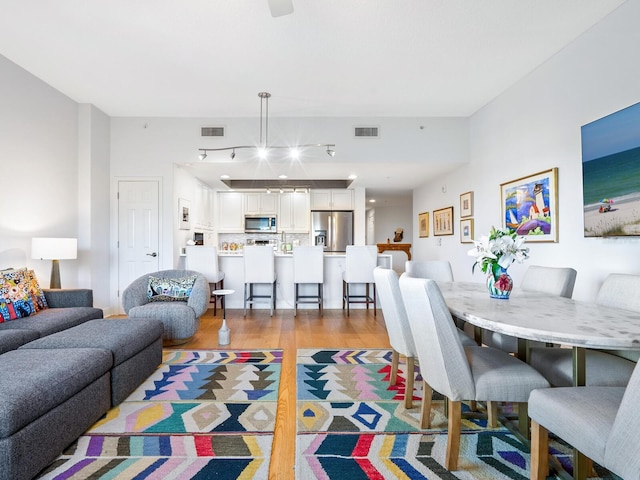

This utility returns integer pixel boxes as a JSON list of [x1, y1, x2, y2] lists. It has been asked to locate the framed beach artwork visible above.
[[500, 168, 558, 242], [581, 101, 640, 237], [178, 198, 191, 230], [433, 206, 454, 236], [418, 212, 429, 238], [460, 218, 474, 243]]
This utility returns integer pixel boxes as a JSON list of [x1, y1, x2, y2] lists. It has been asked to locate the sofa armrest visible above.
[[43, 289, 94, 308], [187, 274, 210, 319]]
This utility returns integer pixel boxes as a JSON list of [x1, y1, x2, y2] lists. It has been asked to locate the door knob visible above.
[[146, 252, 158, 257]]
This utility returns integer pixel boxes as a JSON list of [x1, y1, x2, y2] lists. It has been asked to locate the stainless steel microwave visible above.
[[244, 215, 277, 233]]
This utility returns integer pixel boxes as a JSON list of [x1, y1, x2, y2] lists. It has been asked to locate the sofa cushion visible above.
[[0, 330, 39, 354], [0, 306, 103, 336], [21, 318, 164, 366], [147, 274, 197, 302], [0, 348, 112, 437], [0, 270, 36, 321]]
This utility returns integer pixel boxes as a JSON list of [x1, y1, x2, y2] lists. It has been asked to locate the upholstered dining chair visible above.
[[529, 359, 640, 480], [399, 275, 550, 471], [405, 260, 454, 281], [374, 267, 476, 412], [342, 245, 377, 316], [185, 246, 225, 315], [243, 246, 277, 316], [122, 269, 209, 345], [529, 273, 640, 387], [483, 265, 577, 354]]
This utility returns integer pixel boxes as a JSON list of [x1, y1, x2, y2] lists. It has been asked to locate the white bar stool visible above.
[[293, 246, 324, 317], [342, 245, 377, 316], [212, 289, 234, 345], [185, 246, 225, 315], [243, 246, 276, 316]]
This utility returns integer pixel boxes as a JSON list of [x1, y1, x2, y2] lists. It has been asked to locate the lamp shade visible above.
[[31, 238, 78, 260]]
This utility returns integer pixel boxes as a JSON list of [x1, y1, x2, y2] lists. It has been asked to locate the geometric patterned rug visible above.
[[296, 349, 617, 480], [37, 350, 282, 480]]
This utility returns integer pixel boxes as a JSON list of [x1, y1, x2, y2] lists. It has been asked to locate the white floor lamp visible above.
[[31, 237, 78, 289]]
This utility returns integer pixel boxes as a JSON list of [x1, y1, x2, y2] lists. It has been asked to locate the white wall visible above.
[[413, 0, 640, 302], [0, 54, 111, 300]]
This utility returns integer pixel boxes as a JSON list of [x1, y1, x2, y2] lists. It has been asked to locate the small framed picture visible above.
[[178, 198, 191, 230], [460, 191, 473, 218], [433, 206, 454, 236], [460, 218, 474, 243], [418, 212, 429, 238]]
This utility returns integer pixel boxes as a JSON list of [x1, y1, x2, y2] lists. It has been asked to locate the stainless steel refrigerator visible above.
[[311, 211, 354, 252]]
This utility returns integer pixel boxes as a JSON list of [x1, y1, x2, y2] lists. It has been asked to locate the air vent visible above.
[[201, 126, 225, 137], [354, 126, 379, 138]]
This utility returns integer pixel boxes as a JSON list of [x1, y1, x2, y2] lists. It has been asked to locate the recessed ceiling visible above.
[[0, 0, 627, 199]]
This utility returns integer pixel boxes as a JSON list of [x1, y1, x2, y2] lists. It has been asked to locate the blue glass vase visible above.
[[487, 267, 513, 299]]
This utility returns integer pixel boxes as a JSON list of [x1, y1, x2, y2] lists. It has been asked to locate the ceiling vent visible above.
[[201, 126, 225, 137], [354, 126, 379, 138]]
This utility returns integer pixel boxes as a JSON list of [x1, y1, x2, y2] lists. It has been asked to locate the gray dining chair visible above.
[[529, 273, 640, 387], [483, 265, 577, 354], [529, 358, 640, 480], [399, 275, 549, 471], [405, 260, 454, 281], [374, 267, 475, 412]]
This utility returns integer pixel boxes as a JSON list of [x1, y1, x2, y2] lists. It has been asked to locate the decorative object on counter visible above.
[[501, 167, 558, 242], [213, 289, 234, 345], [433, 206, 454, 236], [198, 92, 335, 161], [467, 226, 529, 299], [393, 228, 403, 242], [418, 212, 429, 238]]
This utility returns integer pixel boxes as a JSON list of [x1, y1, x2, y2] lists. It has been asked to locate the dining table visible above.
[[437, 281, 640, 480]]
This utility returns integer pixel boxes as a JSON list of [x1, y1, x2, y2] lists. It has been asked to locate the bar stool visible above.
[[342, 245, 377, 316], [185, 246, 225, 315], [293, 245, 324, 317], [243, 246, 276, 316]]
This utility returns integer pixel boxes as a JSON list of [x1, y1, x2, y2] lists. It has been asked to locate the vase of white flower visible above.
[[467, 226, 529, 299]]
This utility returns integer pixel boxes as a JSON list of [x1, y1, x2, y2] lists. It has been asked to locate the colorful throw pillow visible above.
[[147, 275, 197, 302], [23, 269, 48, 312], [0, 269, 37, 322]]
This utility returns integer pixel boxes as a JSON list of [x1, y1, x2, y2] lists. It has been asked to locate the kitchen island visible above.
[[217, 252, 392, 310]]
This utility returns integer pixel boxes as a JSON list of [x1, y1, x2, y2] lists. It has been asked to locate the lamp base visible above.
[[50, 259, 61, 289]]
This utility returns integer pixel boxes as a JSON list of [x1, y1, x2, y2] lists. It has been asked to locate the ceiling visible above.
[[0, 0, 627, 204]]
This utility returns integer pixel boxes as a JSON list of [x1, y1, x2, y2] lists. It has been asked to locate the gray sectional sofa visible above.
[[0, 289, 164, 480]]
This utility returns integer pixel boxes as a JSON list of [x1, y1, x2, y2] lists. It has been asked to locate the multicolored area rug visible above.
[[296, 349, 616, 480], [38, 349, 282, 480]]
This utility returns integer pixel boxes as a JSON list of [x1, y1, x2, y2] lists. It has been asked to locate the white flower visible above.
[[469, 226, 529, 276]]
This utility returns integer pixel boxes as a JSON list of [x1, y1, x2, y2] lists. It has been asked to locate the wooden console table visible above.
[[376, 242, 412, 260]]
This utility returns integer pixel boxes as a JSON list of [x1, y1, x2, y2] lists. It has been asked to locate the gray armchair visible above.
[[122, 269, 209, 345]]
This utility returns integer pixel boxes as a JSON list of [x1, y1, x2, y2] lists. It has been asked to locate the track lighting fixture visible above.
[[198, 92, 335, 160]]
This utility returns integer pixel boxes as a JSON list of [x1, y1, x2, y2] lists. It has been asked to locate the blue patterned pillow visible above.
[[147, 275, 197, 302]]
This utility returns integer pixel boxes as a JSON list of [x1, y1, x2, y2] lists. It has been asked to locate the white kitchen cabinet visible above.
[[217, 191, 244, 232], [310, 189, 354, 210], [193, 183, 214, 230], [245, 192, 278, 214], [279, 191, 310, 232]]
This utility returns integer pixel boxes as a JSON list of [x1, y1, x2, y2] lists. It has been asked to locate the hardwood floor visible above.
[[171, 306, 391, 480]]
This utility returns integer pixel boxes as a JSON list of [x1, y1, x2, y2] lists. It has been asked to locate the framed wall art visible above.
[[418, 211, 429, 238], [500, 167, 558, 242], [178, 198, 191, 230], [581, 101, 640, 237], [460, 218, 474, 243], [460, 191, 473, 218], [433, 206, 454, 236]]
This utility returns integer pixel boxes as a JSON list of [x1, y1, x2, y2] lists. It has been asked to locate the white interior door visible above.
[[117, 180, 160, 302]]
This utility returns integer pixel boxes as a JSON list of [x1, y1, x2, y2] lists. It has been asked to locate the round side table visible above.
[[212, 289, 235, 346]]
